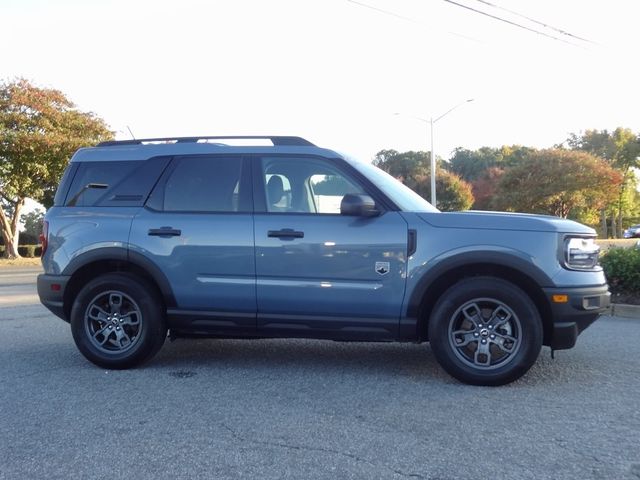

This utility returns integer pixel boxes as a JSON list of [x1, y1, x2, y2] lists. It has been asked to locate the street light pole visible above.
[[396, 99, 474, 207], [429, 98, 474, 207], [429, 116, 435, 205]]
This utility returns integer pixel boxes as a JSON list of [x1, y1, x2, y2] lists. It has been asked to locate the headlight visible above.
[[564, 237, 600, 270]]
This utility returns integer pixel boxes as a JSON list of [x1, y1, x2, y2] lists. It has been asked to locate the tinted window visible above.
[[163, 156, 243, 212], [66, 161, 138, 207], [53, 163, 78, 206]]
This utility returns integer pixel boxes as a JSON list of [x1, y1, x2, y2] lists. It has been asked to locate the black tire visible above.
[[70, 272, 167, 369], [428, 276, 542, 386]]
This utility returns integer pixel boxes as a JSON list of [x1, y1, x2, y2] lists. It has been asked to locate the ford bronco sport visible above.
[[37, 136, 610, 385]]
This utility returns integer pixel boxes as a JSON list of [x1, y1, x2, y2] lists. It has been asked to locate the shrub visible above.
[[600, 247, 640, 294], [14, 245, 40, 258]]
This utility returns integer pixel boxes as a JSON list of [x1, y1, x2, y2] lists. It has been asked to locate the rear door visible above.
[[129, 155, 255, 332], [253, 155, 408, 340]]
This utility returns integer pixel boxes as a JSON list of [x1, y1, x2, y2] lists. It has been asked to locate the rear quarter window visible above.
[[66, 161, 138, 207], [64, 158, 170, 207]]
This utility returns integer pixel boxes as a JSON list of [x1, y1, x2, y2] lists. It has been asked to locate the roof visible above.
[[70, 136, 344, 162]]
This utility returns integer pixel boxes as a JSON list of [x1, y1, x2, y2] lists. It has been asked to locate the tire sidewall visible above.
[[70, 273, 166, 369], [429, 277, 543, 386]]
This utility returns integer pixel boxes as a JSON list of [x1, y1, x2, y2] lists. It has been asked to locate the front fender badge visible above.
[[375, 262, 390, 275]]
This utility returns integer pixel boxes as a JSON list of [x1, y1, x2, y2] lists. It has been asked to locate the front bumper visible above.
[[37, 274, 71, 322], [543, 284, 610, 350]]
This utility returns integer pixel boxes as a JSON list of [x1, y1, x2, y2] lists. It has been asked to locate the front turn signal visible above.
[[552, 294, 569, 303]]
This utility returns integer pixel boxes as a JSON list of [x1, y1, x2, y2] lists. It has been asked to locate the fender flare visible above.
[[62, 247, 177, 307], [406, 248, 554, 319]]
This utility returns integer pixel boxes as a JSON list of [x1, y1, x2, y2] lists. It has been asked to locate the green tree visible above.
[[446, 145, 535, 210], [373, 149, 428, 181], [413, 168, 474, 211], [447, 147, 502, 182], [492, 149, 622, 218], [447, 145, 534, 183], [565, 128, 640, 236], [20, 207, 44, 242], [0, 79, 112, 258], [373, 149, 474, 211]]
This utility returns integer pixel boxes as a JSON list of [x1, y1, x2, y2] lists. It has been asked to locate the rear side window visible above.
[[65, 161, 138, 207], [163, 156, 244, 212]]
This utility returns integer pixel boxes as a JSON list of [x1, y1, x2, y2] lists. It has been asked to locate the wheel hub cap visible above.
[[448, 298, 523, 370], [84, 290, 143, 354]]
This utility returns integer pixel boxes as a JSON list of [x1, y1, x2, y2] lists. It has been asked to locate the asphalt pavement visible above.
[[1, 269, 639, 480], [0, 267, 40, 306]]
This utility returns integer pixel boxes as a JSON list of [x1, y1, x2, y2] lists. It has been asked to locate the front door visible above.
[[253, 156, 408, 340]]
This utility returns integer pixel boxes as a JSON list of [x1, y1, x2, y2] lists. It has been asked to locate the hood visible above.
[[417, 210, 596, 234]]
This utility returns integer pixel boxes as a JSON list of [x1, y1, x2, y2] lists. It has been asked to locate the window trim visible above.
[[57, 163, 80, 207]]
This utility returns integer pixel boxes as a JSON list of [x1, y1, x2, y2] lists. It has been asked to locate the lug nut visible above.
[[490, 334, 496, 340], [481, 339, 487, 344], [474, 332, 479, 337]]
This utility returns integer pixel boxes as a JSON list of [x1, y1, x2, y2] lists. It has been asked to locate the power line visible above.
[[442, 0, 581, 47], [473, 0, 596, 44], [347, 0, 414, 23], [346, 0, 482, 43]]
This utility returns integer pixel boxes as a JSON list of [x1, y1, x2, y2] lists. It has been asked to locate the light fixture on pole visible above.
[[395, 98, 474, 206]]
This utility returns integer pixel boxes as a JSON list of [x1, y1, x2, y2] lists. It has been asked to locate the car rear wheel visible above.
[[70, 273, 167, 369], [428, 276, 542, 386]]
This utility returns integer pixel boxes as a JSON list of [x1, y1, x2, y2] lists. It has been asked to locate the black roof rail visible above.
[[97, 136, 315, 147]]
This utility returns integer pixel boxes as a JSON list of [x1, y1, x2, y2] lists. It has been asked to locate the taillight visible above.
[[40, 220, 49, 255]]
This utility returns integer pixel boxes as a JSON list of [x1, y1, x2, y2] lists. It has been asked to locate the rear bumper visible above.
[[543, 284, 610, 350], [37, 274, 70, 322]]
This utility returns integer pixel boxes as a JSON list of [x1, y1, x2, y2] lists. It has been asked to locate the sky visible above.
[[1, 0, 639, 164]]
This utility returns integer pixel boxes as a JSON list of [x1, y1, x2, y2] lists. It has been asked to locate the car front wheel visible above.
[[428, 276, 543, 386]]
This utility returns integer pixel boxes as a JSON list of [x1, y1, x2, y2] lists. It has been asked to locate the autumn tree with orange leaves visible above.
[[0, 79, 112, 258], [492, 149, 622, 219]]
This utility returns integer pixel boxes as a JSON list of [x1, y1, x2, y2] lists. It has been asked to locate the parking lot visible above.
[[1, 267, 639, 480]]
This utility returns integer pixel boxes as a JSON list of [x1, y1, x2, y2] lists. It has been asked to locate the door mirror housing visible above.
[[340, 194, 380, 217]]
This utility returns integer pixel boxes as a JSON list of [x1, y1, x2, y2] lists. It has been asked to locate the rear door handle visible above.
[[148, 227, 182, 237], [268, 228, 304, 239]]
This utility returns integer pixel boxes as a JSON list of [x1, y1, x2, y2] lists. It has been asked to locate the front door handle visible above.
[[268, 228, 304, 239], [148, 227, 182, 237]]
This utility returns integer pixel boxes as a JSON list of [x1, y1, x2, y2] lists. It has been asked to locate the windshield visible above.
[[349, 159, 440, 213]]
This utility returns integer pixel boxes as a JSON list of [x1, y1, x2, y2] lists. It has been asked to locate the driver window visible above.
[[309, 174, 362, 214], [261, 157, 365, 214]]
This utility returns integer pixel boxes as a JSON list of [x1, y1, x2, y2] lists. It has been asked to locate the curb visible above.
[[610, 303, 640, 319]]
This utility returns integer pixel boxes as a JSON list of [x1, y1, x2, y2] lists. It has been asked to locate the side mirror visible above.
[[340, 194, 380, 217]]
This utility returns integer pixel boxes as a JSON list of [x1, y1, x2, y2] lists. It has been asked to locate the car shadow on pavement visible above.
[[152, 337, 453, 380]]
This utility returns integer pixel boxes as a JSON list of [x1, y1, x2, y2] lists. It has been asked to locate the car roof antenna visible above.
[[126, 126, 136, 140]]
